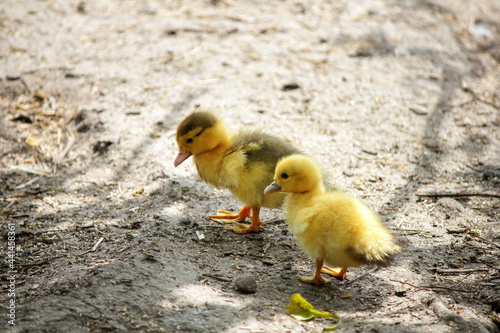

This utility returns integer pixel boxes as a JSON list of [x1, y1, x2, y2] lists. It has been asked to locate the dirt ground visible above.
[[1, 0, 500, 332]]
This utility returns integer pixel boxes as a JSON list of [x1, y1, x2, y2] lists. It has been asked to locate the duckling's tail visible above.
[[346, 225, 401, 267]]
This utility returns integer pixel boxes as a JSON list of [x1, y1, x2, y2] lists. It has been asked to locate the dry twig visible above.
[[391, 279, 475, 293], [416, 192, 500, 199], [470, 234, 500, 250], [462, 83, 500, 110], [79, 237, 105, 255], [345, 267, 379, 285], [54, 137, 76, 164], [435, 268, 489, 274]]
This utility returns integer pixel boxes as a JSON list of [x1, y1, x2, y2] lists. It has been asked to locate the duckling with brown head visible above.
[[175, 111, 300, 233], [265, 155, 400, 285]]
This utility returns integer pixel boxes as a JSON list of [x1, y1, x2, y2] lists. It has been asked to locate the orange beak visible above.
[[174, 150, 192, 167]]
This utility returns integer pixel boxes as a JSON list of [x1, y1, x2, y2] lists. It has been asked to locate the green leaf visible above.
[[286, 293, 341, 330]]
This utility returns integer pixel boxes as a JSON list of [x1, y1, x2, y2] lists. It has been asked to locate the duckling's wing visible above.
[[234, 132, 338, 192], [224, 131, 300, 201], [228, 131, 301, 167]]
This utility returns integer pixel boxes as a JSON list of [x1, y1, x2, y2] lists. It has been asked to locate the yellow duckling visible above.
[[264, 155, 400, 285], [174, 111, 300, 233]]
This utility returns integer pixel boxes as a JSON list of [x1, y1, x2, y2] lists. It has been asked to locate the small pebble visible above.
[[234, 274, 257, 294]]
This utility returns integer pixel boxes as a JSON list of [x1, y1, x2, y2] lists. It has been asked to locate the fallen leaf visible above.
[[340, 293, 353, 299], [286, 293, 341, 330], [286, 293, 332, 320]]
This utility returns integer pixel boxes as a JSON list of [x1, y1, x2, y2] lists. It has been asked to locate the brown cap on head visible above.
[[176, 111, 218, 139]]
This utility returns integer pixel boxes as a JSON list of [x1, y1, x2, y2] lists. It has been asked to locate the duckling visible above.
[[174, 111, 300, 233], [264, 155, 400, 285]]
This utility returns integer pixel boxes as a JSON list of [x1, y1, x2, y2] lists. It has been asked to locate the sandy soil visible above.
[[1, 0, 499, 332]]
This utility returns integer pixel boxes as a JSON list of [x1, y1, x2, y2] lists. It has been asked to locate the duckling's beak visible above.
[[264, 181, 282, 194], [174, 150, 192, 167]]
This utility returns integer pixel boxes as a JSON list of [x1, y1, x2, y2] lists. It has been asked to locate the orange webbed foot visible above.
[[209, 206, 252, 224], [320, 266, 347, 281], [210, 205, 264, 234], [297, 259, 335, 286], [297, 274, 332, 286], [226, 222, 260, 234]]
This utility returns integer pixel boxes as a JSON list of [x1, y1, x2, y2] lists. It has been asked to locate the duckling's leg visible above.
[[209, 205, 252, 223], [298, 259, 332, 286], [228, 205, 266, 234], [321, 266, 347, 281]]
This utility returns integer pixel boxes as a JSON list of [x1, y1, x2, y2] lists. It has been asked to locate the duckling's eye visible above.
[[186, 138, 194, 143], [280, 173, 289, 179]]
